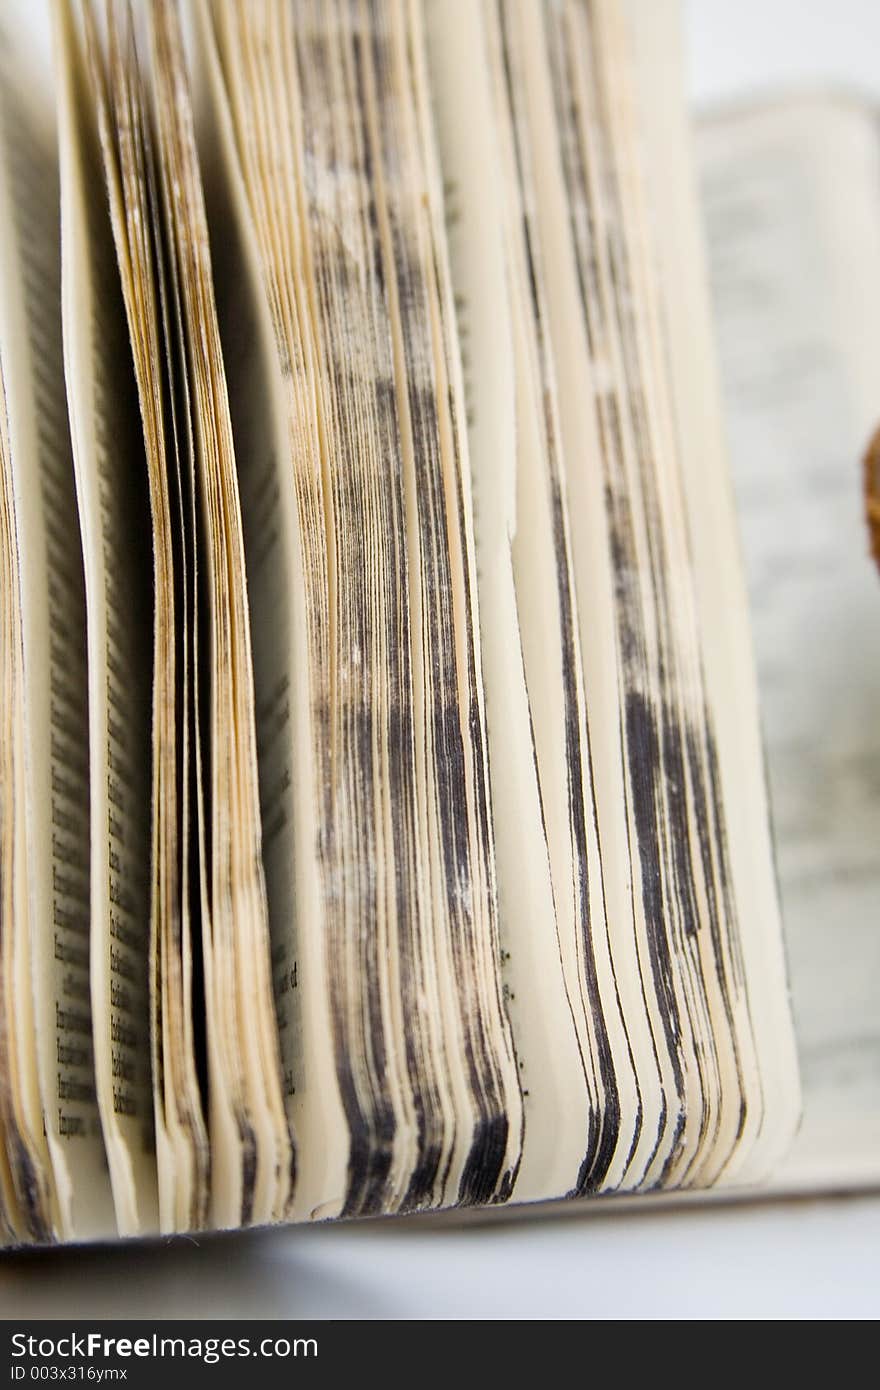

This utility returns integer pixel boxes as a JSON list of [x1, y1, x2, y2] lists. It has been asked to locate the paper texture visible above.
[[699, 96, 880, 1186]]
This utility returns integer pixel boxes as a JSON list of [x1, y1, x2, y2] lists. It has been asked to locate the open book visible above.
[[0, 0, 822, 1248]]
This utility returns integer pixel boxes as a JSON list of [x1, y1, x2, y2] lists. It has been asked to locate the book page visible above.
[[697, 95, 880, 1188], [422, 0, 595, 1203], [422, 0, 799, 1201], [627, 0, 803, 1188], [193, 0, 348, 1223], [0, 16, 114, 1241], [148, 0, 292, 1229], [199, 0, 529, 1222], [53, 0, 157, 1235], [516, 0, 786, 1191], [79, 0, 210, 1234], [0, 67, 60, 1247]]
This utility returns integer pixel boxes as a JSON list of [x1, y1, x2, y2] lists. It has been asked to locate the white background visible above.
[[0, 0, 877, 1320]]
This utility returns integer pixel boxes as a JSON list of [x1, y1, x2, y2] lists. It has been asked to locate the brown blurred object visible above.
[[865, 424, 880, 568]]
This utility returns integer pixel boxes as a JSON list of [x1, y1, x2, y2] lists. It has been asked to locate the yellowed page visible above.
[[0, 14, 114, 1242], [54, 0, 158, 1236]]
